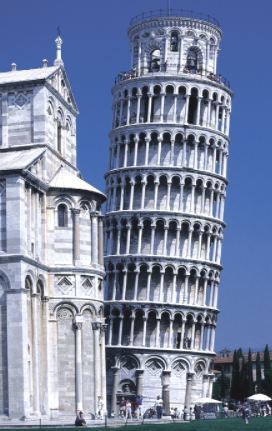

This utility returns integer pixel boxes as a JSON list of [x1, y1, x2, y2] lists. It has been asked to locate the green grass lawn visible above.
[[96, 416, 272, 431], [1, 416, 272, 431], [99, 416, 272, 431]]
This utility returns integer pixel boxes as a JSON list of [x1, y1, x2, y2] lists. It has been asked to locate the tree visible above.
[[230, 348, 247, 401], [243, 348, 254, 398], [263, 344, 272, 396], [213, 368, 231, 401], [255, 351, 262, 393]]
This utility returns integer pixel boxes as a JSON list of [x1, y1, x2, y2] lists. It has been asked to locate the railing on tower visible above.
[[114, 68, 231, 89], [129, 8, 220, 27]]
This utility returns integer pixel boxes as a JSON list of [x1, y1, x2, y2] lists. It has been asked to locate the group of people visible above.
[[118, 395, 143, 420]]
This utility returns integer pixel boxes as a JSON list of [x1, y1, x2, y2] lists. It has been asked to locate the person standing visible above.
[[155, 395, 163, 419], [135, 395, 143, 419], [125, 399, 132, 420]]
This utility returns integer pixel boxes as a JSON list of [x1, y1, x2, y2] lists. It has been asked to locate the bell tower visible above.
[[104, 9, 232, 414]]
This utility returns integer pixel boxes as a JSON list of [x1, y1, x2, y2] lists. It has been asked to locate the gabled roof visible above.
[[0, 66, 59, 85], [49, 166, 106, 200], [0, 147, 45, 171], [0, 65, 78, 112]]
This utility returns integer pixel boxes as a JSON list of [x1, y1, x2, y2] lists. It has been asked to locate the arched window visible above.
[[186, 47, 199, 73], [170, 31, 179, 52], [58, 204, 68, 227], [57, 121, 62, 153], [150, 49, 161, 72]]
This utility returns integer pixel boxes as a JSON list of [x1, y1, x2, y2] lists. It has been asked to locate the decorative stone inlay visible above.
[[145, 358, 164, 376], [15, 93, 27, 108], [56, 307, 73, 320], [55, 275, 74, 295], [172, 360, 187, 376], [81, 276, 94, 295]]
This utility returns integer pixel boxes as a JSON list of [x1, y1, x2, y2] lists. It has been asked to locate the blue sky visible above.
[[2, 0, 271, 351]]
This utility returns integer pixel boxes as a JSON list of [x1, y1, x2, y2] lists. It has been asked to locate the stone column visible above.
[[166, 180, 171, 210], [184, 95, 190, 124], [92, 322, 102, 412], [129, 180, 135, 210], [122, 270, 127, 300], [173, 96, 177, 123], [136, 369, 145, 396], [202, 374, 209, 397], [155, 318, 161, 347], [31, 293, 40, 415], [130, 314, 135, 345], [118, 316, 124, 345], [137, 224, 143, 254], [142, 317, 147, 346], [198, 230, 203, 260], [100, 324, 108, 408], [126, 98, 131, 126], [187, 228, 193, 258], [123, 140, 128, 166], [119, 99, 124, 125], [182, 139, 187, 166], [136, 95, 141, 123], [134, 269, 140, 300], [157, 138, 162, 165], [196, 97, 202, 125], [194, 141, 198, 169], [126, 223, 131, 254], [150, 223, 156, 254], [74, 316, 84, 412], [144, 137, 150, 165], [91, 213, 98, 265], [208, 374, 215, 398], [146, 270, 151, 301], [184, 273, 189, 304], [179, 182, 184, 211], [206, 233, 211, 260], [175, 227, 180, 257], [108, 318, 113, 345], [169, 318, 174, 348], [203, 278, 208, 306], [190, 184, 196, 213], [163, 225, 168, 255], [141, 180, 146, 209], [184, 373, 194, 412], [159, 270, 165, 302], [161, 371, 171, 415], [112, 270, 117, 300], [200, 324, 204, 350], [154, 180, 159, 209], [147, 94, 152, 122], [160, 93, 165, 122], [98, 217, 104, 265], [133, 137, 139, 166], [204, 142, 208, 170], [72, 208, 81, 264], [171, 273, 177, 303], [111, 366, 120, 416]]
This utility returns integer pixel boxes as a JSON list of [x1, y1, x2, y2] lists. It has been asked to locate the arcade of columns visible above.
[[104, 12, 232, 413]]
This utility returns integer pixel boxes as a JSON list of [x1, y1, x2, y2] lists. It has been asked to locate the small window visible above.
[[150, 49, 161, 72], [58, 204, 68, 227], [186, 47, 199, 73], [57, 122, 62, 153], [170, 31, 179, 52]]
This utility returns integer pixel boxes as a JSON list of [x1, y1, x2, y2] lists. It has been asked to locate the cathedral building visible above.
[[104, 10, 232, 413], [0, 37, 106, 418]]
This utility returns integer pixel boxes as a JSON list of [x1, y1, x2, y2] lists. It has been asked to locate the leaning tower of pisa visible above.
[[104, 9, 232, 415]]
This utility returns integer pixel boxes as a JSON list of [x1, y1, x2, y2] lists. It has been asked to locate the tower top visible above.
[[54, 30, 64, 67], [129, 8, 221, 30]]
